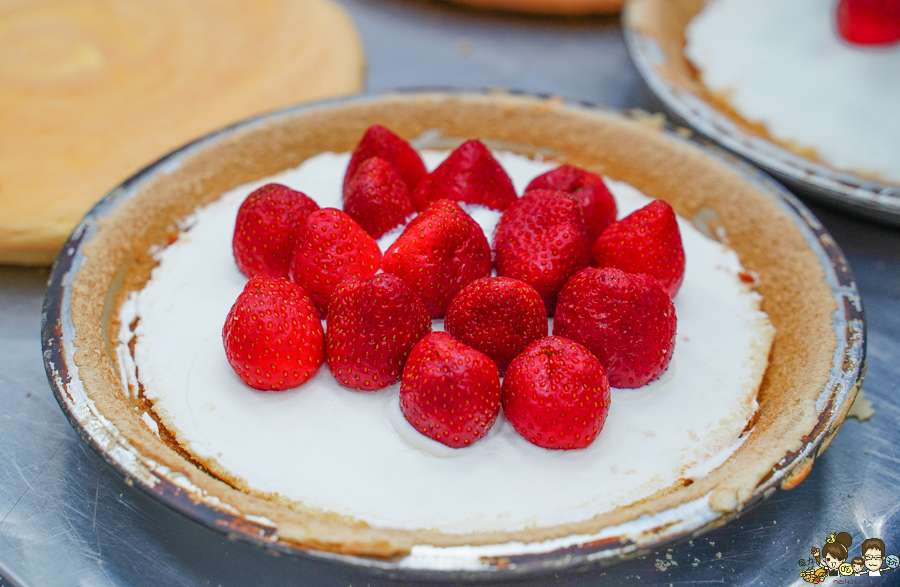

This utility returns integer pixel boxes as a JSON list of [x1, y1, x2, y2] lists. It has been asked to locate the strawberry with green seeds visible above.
[[232, 183, 319, 278], [382, 199, 492, 319], [326, 273, 431, 392], [553, 267, 677, 389], [502, 336, 610, 450], [591, 199, 685, 299], [400, 331, 501, 448], [444, 276, 548, 372], [411, 139, 517, 212], [222, 276, 324, 391], [288, 208, 381, 317]]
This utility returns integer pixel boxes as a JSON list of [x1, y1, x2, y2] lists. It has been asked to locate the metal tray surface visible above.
[[41, 89, 863, 579]]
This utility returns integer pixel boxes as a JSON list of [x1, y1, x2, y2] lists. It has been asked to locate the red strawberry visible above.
[[837, 0, 900, 45], [411, 139, 517, 212], [444, 276, 548, 372], [591, 199, 685, 299], [232, 183, 319, 278], [382, 199, 492, 318], [501, 336, 610, 450], [222, 276, 324, 391], [493, 189, 590, 315], [343, 157, 415, 239], [326, 273, 432, 391], [343, 125, 427, 193], [288, 208, 381, 317], [525, 165, 617, 242], [553, 267, 676, 388], [400, 331, 501, 448]]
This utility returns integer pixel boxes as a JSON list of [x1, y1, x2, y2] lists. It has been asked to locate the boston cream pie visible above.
[[64, 93, 841, 562]]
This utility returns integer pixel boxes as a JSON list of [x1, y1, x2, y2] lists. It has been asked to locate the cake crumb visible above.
[[457, 37, 474, 56], [847, 388, 875, 421]]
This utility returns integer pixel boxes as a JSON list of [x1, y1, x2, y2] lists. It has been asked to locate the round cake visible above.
[[51, 92, 850, 569], [623, 0, 900, 226], [683, 0, 900, 185], [0, 0, 364, 266]]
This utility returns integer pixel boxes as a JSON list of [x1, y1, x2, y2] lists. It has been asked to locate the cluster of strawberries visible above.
[[222, 125, 684, 451]]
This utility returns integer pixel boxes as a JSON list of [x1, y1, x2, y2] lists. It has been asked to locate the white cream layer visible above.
[[120, 150, 774, 534], [685, 0, 900, 184]]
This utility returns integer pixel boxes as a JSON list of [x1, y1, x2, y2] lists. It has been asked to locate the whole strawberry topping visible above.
[[411, 139, 517, 212], [493, 189, 591, 315], [232, 183, 319, 278], [382, 199, 492, 318], [553, 267, 676, 389], [400, 331, 501, 448], [502, 336, 610, 450], [222, 276, 324, 391], [836, 0, 900, 45], [343, 157, 415, 239], [591, 199, 685, 299], [444, 276, 548, 372], [525, 165, 617, 242], [326, 274, 432, 391], [288, 208, 381, 317], [343, 125, 427, 194]]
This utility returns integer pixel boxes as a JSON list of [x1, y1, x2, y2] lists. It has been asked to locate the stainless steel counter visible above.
[[1, 1, 898, 585]]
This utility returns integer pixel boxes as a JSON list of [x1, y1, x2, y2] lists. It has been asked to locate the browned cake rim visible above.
[[622, 0, 900, 224], [42, 90, 863, 571]]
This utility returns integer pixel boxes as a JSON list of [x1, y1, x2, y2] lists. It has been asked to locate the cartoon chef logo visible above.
[[799, 532, 898, 582]]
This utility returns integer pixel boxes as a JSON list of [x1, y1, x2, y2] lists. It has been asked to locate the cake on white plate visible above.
[[61, 92, 843, 567]]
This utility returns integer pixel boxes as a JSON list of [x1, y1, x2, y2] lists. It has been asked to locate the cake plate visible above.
[[40, 89, 864, 581], [622, 0, 900, 228]]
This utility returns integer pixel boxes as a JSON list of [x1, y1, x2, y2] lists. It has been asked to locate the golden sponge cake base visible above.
[[0, 0, 364, 266]]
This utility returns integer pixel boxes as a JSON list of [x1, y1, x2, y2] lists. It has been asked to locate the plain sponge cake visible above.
[[0, 0, 364, 265]]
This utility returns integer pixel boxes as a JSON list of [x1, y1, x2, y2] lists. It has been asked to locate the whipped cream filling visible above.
[[684, 0, 900, 184], [120, 149, 774, 534]]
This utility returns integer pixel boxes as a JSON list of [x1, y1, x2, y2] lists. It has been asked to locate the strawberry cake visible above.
[[626, 0, 900, 188], [59, 93, 843, 566]]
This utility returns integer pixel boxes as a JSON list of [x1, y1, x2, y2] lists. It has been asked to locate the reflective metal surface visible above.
[[2, 1, 899, 585], [621, 1, 900, 228]]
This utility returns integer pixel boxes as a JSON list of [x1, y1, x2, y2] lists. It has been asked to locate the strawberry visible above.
[[326, 273, 432, 391], [553, 267, 676, 389], [232, 183, 319, 278], [343, 125, 427, 194], [343, 157, 415, 239], [411, 139, 517, 212], [444, 276, 548, 372], [287, 208, 381, 317], [591, 199, 685, 299], [399, 331, 501, 448], [493, 189, 591, 315], [836, 0, 900, 45], [525, 165, 617, 242], [222, 276, 324, 391], [382, 199, 492, 318], [501, 336, 610, 450]]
